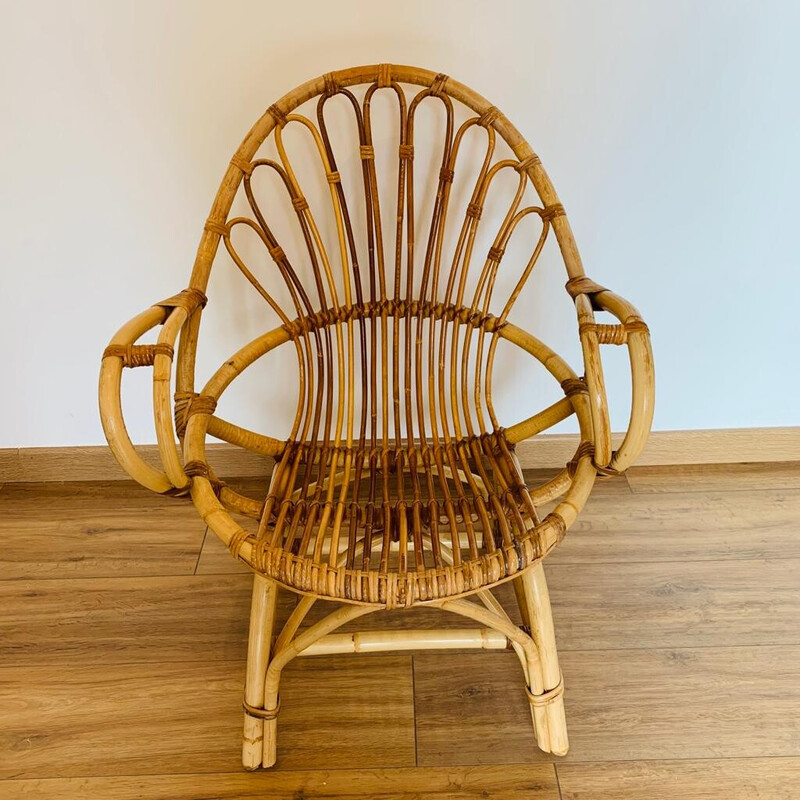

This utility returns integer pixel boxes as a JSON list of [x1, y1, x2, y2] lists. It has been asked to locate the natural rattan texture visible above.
[[99, 63, 654, 766]]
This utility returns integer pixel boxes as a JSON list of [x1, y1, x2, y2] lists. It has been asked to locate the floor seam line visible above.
[[3, 754, 799, 783], [411, 654, 419, 767], [193, 526, 209, 575]]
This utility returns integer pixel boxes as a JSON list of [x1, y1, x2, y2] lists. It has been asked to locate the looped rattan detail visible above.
[[540, 204, 566, 222], [183, 460, 210, 479], [515, 154, 542, 172], [478, 106, 501, 127], [279, 300, 507, 341], [268, 245, 286, 263], [580, 318, 650, 346], [580, 322, 628, 345], [188, 395, 217, 418], [102, 343, 173, 368], [228, 527, 253, 557], [429, 72, 448, 96], [155, 287, 208, 313], [323, 72, 338, 97], [377, 63, 392, 88], [174, 392, 217, 437], [173, 392, 195, 438], [622, 318, 650, 335], [560, 377, 588, 397], [593, 456, 626, 478], [268, 103, 287, 127], [567, 441, 595, 477], [204, 219, 228, 237], [243, 696, 280, 721], [543, 511, 568, 544], [525, 673, 564, 707], [230, 154, 254, 176], [184, 458, 226, 495], [565, 276, 608, 299]]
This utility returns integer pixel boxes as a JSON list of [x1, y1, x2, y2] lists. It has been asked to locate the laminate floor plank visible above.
[[546, 557, 800, 650], [0, 656, 415, 779], [0, 481, 205, 580], [0, 764, 560, 799], [0, 574, 257, 666], [0, 480, 194, 510], [546, 488, 800, 564], [627, 461, 800, 494], [557, 757, 800, 800], [413, 646, 800, 765]]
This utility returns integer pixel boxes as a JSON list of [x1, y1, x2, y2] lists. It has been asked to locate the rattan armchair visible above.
[[99, 64, 654, 768]]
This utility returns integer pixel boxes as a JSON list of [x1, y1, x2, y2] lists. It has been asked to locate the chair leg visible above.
[[515, 563, 569, 756], [242, 574, 279, 769]]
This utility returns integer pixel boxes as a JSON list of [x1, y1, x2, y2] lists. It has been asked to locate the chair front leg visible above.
[[242, 575, 279, 769], [515, 563, 569, 755]]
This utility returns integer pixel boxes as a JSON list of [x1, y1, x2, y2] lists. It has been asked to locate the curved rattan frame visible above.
[[99, 63, 654, 767]]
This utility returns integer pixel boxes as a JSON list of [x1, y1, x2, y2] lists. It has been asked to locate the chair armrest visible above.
[[98, 288, 206, 494], [567, 277, 655, 475]]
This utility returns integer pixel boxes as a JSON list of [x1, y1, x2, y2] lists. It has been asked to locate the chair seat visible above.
[[247, 429, 553, 607]]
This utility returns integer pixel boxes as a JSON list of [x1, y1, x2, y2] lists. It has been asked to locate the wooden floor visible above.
[[1, 463, 799, 799]]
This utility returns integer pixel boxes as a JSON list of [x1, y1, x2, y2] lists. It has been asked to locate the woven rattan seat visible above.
[[100, 63, 654, 767], [254, 428, 541, 606]]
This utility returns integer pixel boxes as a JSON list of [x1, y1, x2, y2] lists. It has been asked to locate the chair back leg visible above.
[[516, 563, 569, 755], [242, 575, 279, 769]]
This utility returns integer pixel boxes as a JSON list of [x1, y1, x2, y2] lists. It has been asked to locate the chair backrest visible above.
[[178, 64, 590, 454]]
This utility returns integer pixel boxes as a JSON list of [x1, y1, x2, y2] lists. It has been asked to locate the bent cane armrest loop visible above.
[[99, 289, 204, 495], [595, 295, 654, 473], [152, 296, 207, 491], [568, 277, 655, 475]]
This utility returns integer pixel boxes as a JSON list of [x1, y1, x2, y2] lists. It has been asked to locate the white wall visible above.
[[1, 0, 798, 448]]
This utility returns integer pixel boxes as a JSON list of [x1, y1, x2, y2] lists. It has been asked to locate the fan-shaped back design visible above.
[[185, 65, 589, 449], [218, 75, 568, 493], [238, 109, 555, 439]]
